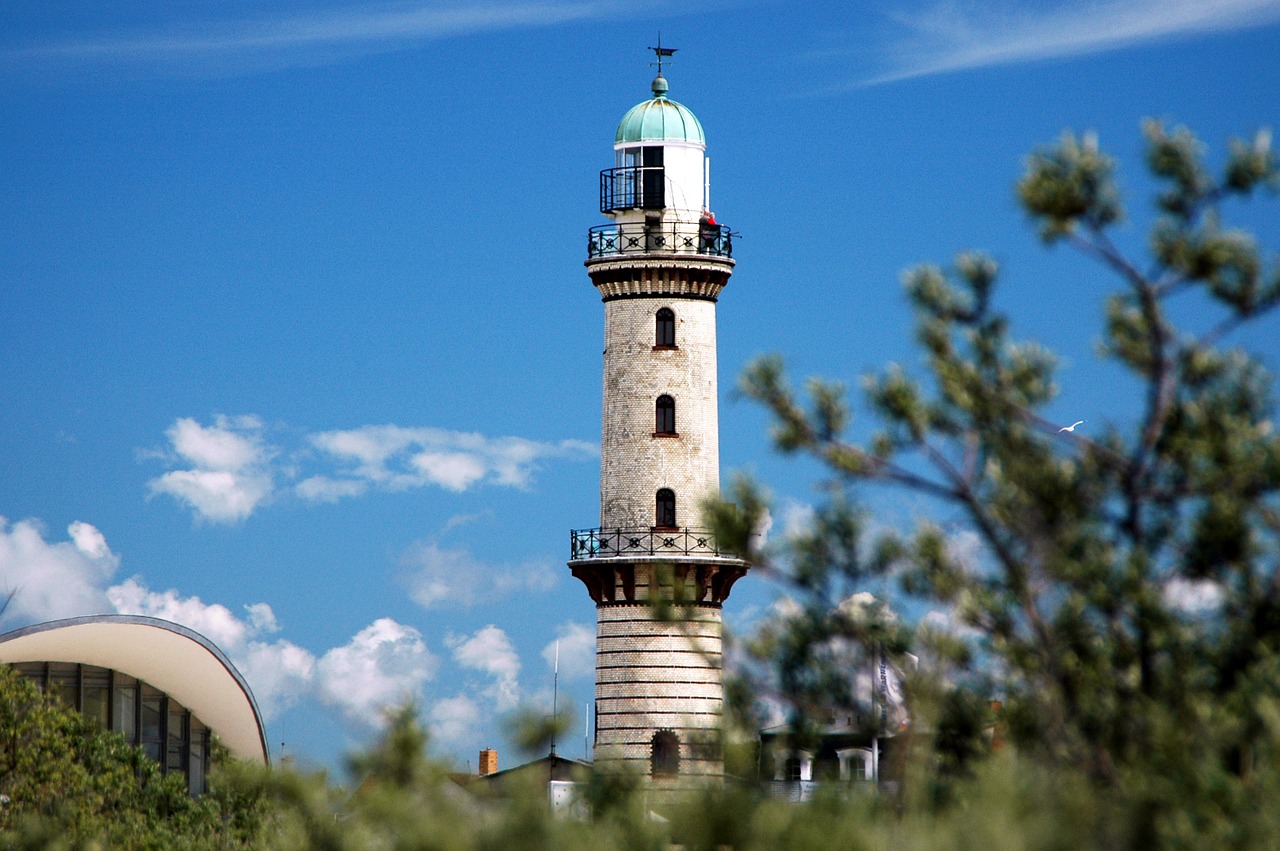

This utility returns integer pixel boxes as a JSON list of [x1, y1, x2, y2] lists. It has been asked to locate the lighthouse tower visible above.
[[569, 52, 749, 783]]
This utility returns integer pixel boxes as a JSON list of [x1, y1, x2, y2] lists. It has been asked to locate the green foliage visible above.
[[705, 121, 1280, 845], [0, 666, 263, 848], [6, 121, 1278, 849]]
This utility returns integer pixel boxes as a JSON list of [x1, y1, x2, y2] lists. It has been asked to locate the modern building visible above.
[[0, 614, 270, 794], [568, 52, 749, 785]]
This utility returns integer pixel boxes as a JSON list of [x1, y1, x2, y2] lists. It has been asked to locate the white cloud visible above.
[[428, 694, 482, 748], [861, 0, 1280, 86], [542, 622, 595, 681], [306, 424, 595, 499], [107, 578, 318, 719], [0, 518, 117, 623], [448, 625, 521, 710], [9, 2, 632, 70], [148, 416, 274, 523], [68, 520, 113, 562], [400, 540, 557, 610], [294, 475, 368, 503], [235, 640, 317, 720], [316, 618, 437, 726], [1164, 577, 1225, 613], [0, 517, 566, 740], [146, 416, 595, 522]]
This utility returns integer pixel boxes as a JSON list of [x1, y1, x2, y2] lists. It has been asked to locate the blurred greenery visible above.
[[3, 122, 1278, 848]]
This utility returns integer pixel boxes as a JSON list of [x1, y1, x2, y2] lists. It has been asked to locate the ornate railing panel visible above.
[[587, 222, 732, 259], [570, 527, 733, 560]]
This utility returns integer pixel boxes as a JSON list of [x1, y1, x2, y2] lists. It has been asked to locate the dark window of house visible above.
[[49, 662, 79, 711], [82, 666, 110, 730], [141, 690, 165, 763], [168, 707, 188, 775], [656, 489, 676, 528], [655, 308, 675, 347], [113, 674, 138, 743], [651, 730, 680, 776], [785, 756, 804, 782], [655, 395, 676, 435], [190, 727, 207, 795]]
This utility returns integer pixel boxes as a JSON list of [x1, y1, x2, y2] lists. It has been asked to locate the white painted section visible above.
[[837, 747, 874, 781], [0, 621, 267, 763], [612, 140, 711, 226]]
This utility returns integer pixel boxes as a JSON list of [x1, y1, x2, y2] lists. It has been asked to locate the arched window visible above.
[[651, 730, 680, 776], [656, 489, 676, 528], [655, 395, 676, 435], [655, 308, 675, 348]]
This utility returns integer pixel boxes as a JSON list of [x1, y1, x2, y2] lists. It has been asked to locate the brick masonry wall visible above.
[[594, 600, 724, 777], [599, 297, 720, 530]]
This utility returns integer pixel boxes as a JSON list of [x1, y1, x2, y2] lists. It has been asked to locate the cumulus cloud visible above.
[[145, 415, 595, 522], [542, 622, 595, 681], [860, 0, 1280, 86], [0, 518, 117, 623], [113, 579, 437, 726], [0, 516, 572, 741], [448, 625, 521, 710], [400, 540, 557, 610], [316, 619, 437, 726], [147, 416, 274, 523], [107, 578, 317, 719]]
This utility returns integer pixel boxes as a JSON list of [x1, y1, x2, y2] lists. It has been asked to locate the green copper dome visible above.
[[615, 75, 706, 146]]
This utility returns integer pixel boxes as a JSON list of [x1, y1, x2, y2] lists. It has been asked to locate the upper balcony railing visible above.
[[587, 222, 733, 259], [570, 527, 737, 560], [600, 165, 665, 213]]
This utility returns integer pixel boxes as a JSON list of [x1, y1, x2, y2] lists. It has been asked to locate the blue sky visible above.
[[2, 0, 1278, 772]]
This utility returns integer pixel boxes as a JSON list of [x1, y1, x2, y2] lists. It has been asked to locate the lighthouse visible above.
[[569, 50, 749, 783]]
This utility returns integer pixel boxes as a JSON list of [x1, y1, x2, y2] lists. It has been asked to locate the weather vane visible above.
[[648, 34, 677, 75]]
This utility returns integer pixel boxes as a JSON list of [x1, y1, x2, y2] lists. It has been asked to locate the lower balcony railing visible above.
[[570, 527, 732, 560], [587, 222, 733, 259]]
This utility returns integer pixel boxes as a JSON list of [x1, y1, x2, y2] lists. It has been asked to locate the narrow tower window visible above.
[[655, 308, 676, 348], [651, 730, 680, 776], [656, 489, 676, 528], [655, 395, 676, 435]]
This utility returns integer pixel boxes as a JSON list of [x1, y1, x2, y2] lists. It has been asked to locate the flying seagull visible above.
[[1057, 420, 1084, 433]]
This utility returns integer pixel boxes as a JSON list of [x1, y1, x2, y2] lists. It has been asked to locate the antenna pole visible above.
[[551, 640, 560, 757]]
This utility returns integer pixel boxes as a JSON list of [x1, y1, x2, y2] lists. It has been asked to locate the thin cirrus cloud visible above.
[[399, 539, 558, 610], [145, 415, 596, 524], [857, 0, 1280, 86], [5, 1, 630, 70]]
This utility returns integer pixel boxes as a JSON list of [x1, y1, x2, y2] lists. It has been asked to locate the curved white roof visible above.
[[0, 615, 269, 765]]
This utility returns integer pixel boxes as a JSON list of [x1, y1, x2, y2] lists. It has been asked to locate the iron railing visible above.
[[600, 165, 665, 213], [587, 222, 733, 259], [570, 527, 733, 560]]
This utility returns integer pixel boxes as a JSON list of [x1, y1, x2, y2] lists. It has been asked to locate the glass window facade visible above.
[[10, 662, 212, 795]]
